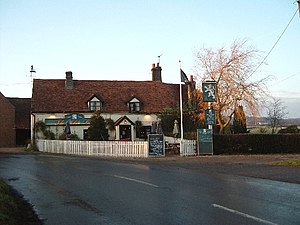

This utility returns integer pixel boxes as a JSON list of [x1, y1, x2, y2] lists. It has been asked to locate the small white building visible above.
[[31, 63, 194, 141]]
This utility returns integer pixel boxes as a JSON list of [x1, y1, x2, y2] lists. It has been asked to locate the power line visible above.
[[248, 8, 298, 79], [270, 71, 300, 86]]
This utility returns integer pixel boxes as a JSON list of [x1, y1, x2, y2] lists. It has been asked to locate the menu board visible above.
[[197, 129, 213, 154], [148, 134, 164, 156]]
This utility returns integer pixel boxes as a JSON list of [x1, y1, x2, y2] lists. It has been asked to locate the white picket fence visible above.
[[180, 139, 197, 156], [36, 139, 197, 158], [36, 140, 149, 158]]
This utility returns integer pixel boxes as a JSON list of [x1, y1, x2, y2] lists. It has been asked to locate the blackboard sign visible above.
[[148, 134, 164, 156], [197, 129, 213, 155]]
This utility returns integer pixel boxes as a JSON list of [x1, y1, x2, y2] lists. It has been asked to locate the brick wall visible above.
[[0, 93, 15, 147]]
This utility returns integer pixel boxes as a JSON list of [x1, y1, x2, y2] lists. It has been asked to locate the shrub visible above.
[[86, 111, 109, 141], [213, 134, 300, 154], [59, 133, 80, 140], [34, 121, 55, 140]]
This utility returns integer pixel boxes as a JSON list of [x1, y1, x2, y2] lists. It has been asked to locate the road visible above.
[[0, 153, 299, 225]]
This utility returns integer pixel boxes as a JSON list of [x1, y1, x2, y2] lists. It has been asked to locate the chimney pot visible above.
[[66, 71, 72, 77]]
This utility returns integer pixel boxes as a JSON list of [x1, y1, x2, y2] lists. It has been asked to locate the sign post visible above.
[[199, 80, 217, 155]]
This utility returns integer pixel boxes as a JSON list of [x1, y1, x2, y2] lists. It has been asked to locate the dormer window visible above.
[[128, 97, 142, 113], [129, 102, 140, 112], [88, 96, 102, 111]]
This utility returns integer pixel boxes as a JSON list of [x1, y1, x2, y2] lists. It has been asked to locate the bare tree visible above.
[[195, 39, 269, 133], [266, 98, 288, 134]]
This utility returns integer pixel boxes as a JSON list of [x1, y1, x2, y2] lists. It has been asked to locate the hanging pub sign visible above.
[[202, 81, 217, 102], [205, 109, 216, 125]]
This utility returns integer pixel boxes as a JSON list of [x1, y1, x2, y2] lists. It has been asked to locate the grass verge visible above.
[[273, 159, 300, 167], [0, 177, 42, 225]]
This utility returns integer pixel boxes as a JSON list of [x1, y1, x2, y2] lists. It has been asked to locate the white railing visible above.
[[180, 139, 197, 156], [36, 140, 149, 158]]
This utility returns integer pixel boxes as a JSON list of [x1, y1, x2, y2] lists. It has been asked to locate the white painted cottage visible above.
[[31, 63, 194, 141]]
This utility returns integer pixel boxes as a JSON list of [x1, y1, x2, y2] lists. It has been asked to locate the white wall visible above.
[[32, 112, 159, 141]]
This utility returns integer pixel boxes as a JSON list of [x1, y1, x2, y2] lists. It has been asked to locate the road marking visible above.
[[212, 204, 278, 225], [113, 175, 159, 188]]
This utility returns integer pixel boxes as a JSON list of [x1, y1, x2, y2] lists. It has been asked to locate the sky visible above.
[[0, 0, 299, 117]]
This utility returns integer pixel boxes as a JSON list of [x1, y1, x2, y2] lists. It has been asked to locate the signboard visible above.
[[64, 113, 86, 124], [202, 81, 217, 102], [45, 113, 90, 125], [197, 129, 213, 155], [205, 109, 216, 125], [148, 134, 164, 156], [45, 118, 66, 125]]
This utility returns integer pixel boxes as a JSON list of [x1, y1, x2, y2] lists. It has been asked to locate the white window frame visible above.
[[88, 97, 102, 111], [128, 97, 141, 113]]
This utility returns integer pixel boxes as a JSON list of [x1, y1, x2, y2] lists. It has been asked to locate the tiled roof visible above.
[[31, 79, 188, 114], [7, 98, 31, 129]]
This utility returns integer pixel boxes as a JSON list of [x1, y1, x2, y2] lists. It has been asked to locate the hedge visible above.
[[213, 134, 300, 154]]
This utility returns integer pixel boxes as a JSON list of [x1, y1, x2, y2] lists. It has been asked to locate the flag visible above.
[[180, 69, 189, 83]]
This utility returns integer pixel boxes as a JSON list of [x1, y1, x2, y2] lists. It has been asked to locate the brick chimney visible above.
[[65, 71, 74, 89], [151, 63, 162, 82]]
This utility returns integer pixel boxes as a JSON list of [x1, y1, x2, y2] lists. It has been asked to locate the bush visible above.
[[213, 134, 300, 154], [34, 121, 55, 140], [86, 111, 109, 141], [59, 133, 80, 140]]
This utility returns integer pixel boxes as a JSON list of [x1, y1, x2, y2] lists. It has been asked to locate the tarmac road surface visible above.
[[0, 153, 299, 225]]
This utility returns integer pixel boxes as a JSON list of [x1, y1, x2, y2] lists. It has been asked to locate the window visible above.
[[136, 126, 151, 139], [88, 97, 102, 111], [128, 97, 142, 113], [89, 101, 102, 111], [129, 102, 140, 112]]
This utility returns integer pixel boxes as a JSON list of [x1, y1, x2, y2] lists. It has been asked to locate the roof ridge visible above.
[[34, 78, 179, 85]]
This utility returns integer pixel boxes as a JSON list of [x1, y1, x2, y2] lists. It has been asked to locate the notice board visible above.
[[148, 134, 164, 156], [197, 129, 213, 155]]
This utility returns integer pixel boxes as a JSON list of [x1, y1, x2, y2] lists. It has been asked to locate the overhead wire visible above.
[[270, 71, 300, 87], [247, 8, 299, 79]]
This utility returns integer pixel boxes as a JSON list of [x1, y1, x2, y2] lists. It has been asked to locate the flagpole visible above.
[[179, 61, 183, 141]]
